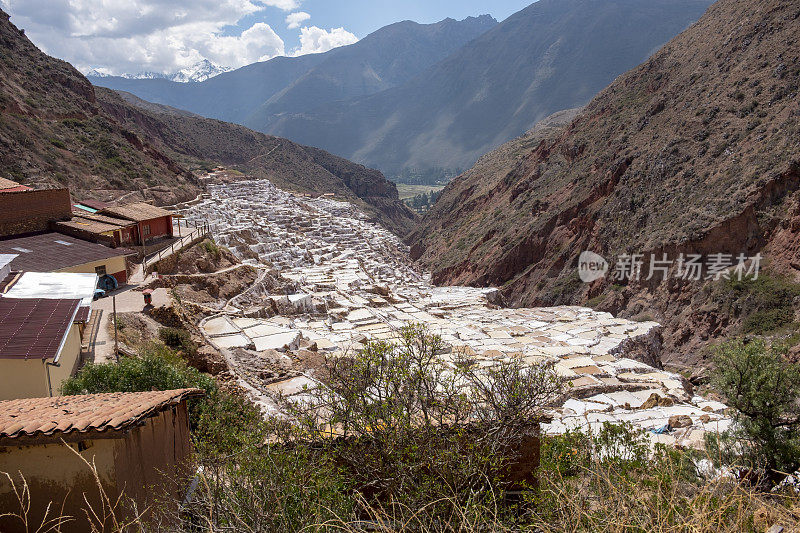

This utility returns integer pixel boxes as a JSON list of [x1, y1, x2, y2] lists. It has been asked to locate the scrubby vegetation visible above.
[[61, 342, 214, 396], [709, 338, 800, 482], [158, 326, 198, 356], [47, 326, 800, 531], [711, 273, 800, 335]]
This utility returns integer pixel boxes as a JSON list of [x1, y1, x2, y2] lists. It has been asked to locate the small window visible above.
[[143, 224, 151, 236], [54, 240, 73, 246], [11, 247, 31, 253], [95, 265, 107, 276]]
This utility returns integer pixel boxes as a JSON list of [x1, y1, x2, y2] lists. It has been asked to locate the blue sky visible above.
[[0, 0, 535, 75], [235, 0, 533, 41]]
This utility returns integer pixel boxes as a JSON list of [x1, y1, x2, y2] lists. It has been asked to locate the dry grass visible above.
[[2, 440, 799, 532], [534, 461, 799, 532]]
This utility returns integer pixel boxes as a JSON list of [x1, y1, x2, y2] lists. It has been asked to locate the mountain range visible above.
[[409, 0, 800, 367], [89, 0, 713, 176], [0, 10, 415, 234], [88, 16, 497, 138], [87, 59, 232, 83]]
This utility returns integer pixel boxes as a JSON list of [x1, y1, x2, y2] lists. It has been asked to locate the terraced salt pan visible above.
[[184, 179, 730, 446]]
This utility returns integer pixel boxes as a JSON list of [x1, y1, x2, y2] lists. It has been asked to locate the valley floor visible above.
[[179, 177, 730, 447]]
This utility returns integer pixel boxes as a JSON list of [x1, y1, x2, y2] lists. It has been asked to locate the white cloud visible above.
[[264, 0, 301, 10], [292, 26, 358, 56], [202, 22, 285, 65], [2, 0, 290, 74], [285, 11, 311, 30]]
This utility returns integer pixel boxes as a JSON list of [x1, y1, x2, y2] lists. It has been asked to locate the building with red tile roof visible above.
[[0, 389, 203, 533], [99, 202, 174, 244]]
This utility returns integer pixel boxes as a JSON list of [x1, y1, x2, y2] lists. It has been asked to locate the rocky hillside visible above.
[[0, 11, 196, 204], [0, 10, 414, 233], [100, 90, 416, 233], [265, 0, 713, 175], [410, 0, 800, 368], [89, 16, 497, 128]]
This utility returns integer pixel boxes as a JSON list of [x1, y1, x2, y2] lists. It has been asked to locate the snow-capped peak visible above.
[[171, 60, 232, 83], [85, 60, 232, 83], [85, 67, 112, 78]]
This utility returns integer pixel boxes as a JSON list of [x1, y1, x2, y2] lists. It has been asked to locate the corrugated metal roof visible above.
[[74, 305, 90, 323], [100, 203, 173, 223], [73, 204, 99, 213], [77, 199, 111, 211], [0, 232, 135, 272], [0, 389, 204, 443], [1, 272, 97, 306], [0, 298, 81, 360], [0, 254, 16, 280]]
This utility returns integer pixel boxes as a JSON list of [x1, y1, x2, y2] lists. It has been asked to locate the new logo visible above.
[[578, 251, 608, 283]]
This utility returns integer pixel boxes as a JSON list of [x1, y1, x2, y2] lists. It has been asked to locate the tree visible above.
[[275, 324, 563, 522], [712, 338, 800, 481]]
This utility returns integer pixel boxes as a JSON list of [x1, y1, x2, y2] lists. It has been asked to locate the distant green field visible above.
[[395, 183, 445, 200]]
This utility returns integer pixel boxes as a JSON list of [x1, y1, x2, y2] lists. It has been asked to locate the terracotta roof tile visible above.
[[0, 389, 204, 442]]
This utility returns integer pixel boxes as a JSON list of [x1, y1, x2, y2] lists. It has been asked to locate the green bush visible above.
[[179, 389, 354, 530], [158, 326, 197, 355], [269, 324, 563, 527], [711, 338, 800, 481], [742, 307, 795, 334], [61, 118, 84, 129], [61, 343, 214, 395], [712, 272, 800, 334], [201, 238, 221, 259]]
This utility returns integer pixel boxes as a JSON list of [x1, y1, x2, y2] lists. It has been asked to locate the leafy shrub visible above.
[[271, 324, 563, 526], [158, 327, 197, 355], [742, 307, 795, 334], [711, 338, 800, 481], [61, 343, 214, 395], [61, 118, 84, 129], [201, 238, 221, 259], [711, 272, 800, 334]]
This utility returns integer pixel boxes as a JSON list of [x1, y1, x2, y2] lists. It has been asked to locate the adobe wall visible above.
[[0, 189, 72, 237], [0, 404, 193, 532], [0, 439, 117, 533], [112, 403, 194, 527], [58, 255, 128, 281], [0, 359, 49, 400], [143, 215, 173, 239]]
